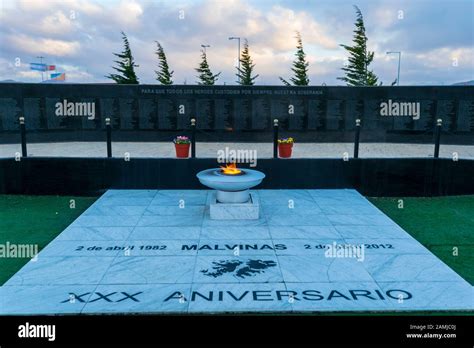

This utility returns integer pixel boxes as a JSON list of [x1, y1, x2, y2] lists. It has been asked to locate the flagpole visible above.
[[36, 56, 44, 81]]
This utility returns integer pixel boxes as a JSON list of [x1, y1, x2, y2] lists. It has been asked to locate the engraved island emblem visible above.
[[200, 259, 277, 279]]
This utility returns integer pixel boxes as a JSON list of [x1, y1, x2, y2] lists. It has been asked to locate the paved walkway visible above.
[[1, 142, 473, 159], [1, 189, 472, 314]]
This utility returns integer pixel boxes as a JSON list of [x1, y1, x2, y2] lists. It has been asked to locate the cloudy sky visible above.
[[0, 0, 473, 85]]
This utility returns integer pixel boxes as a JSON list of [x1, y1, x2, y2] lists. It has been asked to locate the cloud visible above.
[[265, 5, 338, 50], [39, 11, 75, 35], [5, 34, 81, 56], [368, 0, 474, 53], [0, 0, 472, 85], [16, 0, 102, 15], [414, 47, 474, 70], [112, 0, 144, 27]]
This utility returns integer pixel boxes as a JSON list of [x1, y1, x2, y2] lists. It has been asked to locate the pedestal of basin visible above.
[[216, 189, 249, 203], [196, 168, 265, 219]]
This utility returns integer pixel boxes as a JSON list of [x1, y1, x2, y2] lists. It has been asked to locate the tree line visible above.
[[107, 6, 391, 87]]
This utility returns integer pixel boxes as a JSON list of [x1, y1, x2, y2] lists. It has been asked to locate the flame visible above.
[[220, 163, 242, 175]]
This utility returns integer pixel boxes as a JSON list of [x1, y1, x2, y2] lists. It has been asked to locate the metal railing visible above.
[[15, 116, 445, 159]]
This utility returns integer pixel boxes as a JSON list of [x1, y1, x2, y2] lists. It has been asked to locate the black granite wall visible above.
[[1, 157, 473, 197], [0, 83, 473, 143]]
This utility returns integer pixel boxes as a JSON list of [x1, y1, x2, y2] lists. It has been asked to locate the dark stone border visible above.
[[1, 157, 473, 197]]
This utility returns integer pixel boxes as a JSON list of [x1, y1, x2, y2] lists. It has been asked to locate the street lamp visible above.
[[228, 36, 241, 82], [201, 44, 210, 54], [386, 51, 401, 86]]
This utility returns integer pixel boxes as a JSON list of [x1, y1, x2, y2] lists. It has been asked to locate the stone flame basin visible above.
[[196, 168, 265, 203]]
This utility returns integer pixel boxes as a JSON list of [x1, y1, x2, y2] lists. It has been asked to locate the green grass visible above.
[[368, 195, 474, 285], [0, 195, 97, 285]]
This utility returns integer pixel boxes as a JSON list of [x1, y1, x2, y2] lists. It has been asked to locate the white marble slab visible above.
[[377, 281, 474, 311], [334, 225, 412, 239], [199, 226, 271, 240], [39, 241, 125, 257], [82, 205, 148, 216], [114, 240, 199, 257], [361, 254, 467, 282], [193, 256, 284, 284], [150, 190, 209, 206], [277, 255, 374, 283], [267, 214, 332, 226], [285, 282, 396, 311], [187, 283, 294, 313], [100, 256, 196, 284], [1, 189, 472, 314], [137, 215, 203, 227], [144, 205, 205, 216], [261, 203, 323, 216], [81, 284, 192, 314], [128, 226, 201, 240], [4, 256, 114, 286], [0, 285, 95, 314], [74, 215, 141, 227], [57, 226, 134, 241], [196, 240, 279, 256], [269, 226, 342, 239], [92, 197, 154, 207], [102, 190, 158, 198], [271, 239, 347, 255]]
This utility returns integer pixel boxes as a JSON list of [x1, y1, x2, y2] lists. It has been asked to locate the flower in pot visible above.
[[173, 135, 191, 158], [278, 137, 294, 158]]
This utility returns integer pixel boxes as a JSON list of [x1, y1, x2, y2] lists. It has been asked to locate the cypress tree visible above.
[[338, 6, 379, 86], [195, 49, 221, 85], [280, 32, 310, 86], [155, 41, 173, 85], [236, 39, 259, 85], [106, 31, 139, 84]]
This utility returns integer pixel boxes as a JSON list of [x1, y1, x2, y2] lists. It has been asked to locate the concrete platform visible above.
[[0, 189, 472, 314]]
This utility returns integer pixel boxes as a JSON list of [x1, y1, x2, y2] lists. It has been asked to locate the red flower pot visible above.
[[278, 143, 293, 158], [175, 143, 190, 158]]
